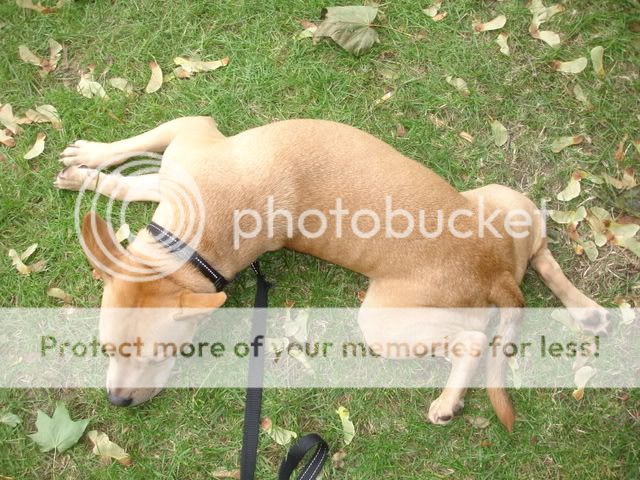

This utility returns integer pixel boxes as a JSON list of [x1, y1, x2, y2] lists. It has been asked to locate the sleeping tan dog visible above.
[[55, 117, 608, 431]]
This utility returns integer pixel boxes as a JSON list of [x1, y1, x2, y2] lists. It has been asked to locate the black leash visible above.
[[147, 223, 329, 479]]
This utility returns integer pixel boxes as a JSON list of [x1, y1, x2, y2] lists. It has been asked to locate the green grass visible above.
[[1, 0, 639, 478]]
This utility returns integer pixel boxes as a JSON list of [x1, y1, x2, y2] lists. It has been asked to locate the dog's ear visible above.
[[180, 291, 227, 309], [81, 212, 122, 278]]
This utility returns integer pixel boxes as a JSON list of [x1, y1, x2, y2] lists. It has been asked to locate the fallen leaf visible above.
[[212, 470, 240, 479], [28, 402, 89, 453], [422, 1, 442, 18], [531, 29, 561, 47], [296, 19, 318, 39], [572, 366, 595, 400], [579, 239, 598, 261], [22, 105, 62, 129], [145, 62, 163, 93], [8, 243, 45, 275], [586, 210, 608, 247], [0, 104, 22, 135], [395, 123, 406, 138], [609, 221, 640, 258], [18, 45, 42, 65], [47, 287, 73, 305], [0, 411, 21, 427], [490, 120, 508, 147], [464, 415, 490, 429], [332, 450, 347, 469], [0, 129, 16, 148], [614, 136, 628, 163], [552, 57, 588, 74], [77, 69, 107, 99], [616, 300, 636, 326], [529, 2, 564, 47], [336, 406, 355, 445], [87, 430, 131, 466], [557, 171, 585, 201], [115, 223, 130, 243], [551, 135, 583, 153], [173, 56, 229, 79], [573, 84, 593, 110], [590, 46, 605, 79], [550, 206, 587, 225], [473, 15, 506, 33], [283, 309, 308, 343], [16, 0, 62, 13], [432, 12, 448, 21], [616, 184, 640, 217], [260, 418, 297, 446], [24, 132, 46, 160], [446, 76, 469, 96], [109, 77, 134, 94], [374, 90, 394, 105], [313, 6, 380, 56], [459, 131, 474, 143], [495, 32, 510, 55]]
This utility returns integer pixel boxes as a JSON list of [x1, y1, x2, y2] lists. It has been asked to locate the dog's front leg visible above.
[[54, 167, 160, 202], [428, 330, 487, 425]]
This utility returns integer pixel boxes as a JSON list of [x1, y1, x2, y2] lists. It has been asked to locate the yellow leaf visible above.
[[495, 32, 510, 55], [0, 104, 22, 135], [24, 132, 46, 160], [549, 206, 586, 225], [109, 77, 134, 94], [23, 105, 62, 129], [552, 57, 588, 74], [87, 430, 132, 466], [422, 1, 442, 18], [260, 418, 297, 446], [432, 12, 447, 21], [557, 176, 581, 201], [46, 287, 73, 304], [532, 29, 561, 47], [336, 406, 355, 445], [459, 131, 474, 143], [115, 223, 130, 243], [145, 61, 163, 93], [490, 120, 508, 147], [551, 135, 583, 153], [573, 84, 593, 110], [18, 45, 42, 65], [77, 71, 107, 99], [8, 244, 44, 275], [446, 76, 469, 96], [212, 470, 240, 479], [173, 56, 229, 77], [374, 90, 394, 105], [473, 15, 506, 33], [590, 46, 605, 79]]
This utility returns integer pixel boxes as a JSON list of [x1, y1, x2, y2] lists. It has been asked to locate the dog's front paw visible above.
[[428, 396, 464, 425], [54, 165, 98, 191], [59, 140, 117, 168]]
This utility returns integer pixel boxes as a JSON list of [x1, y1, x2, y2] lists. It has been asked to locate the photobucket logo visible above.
[[233, 196, 548, 249], [73, 154, 206, 282]]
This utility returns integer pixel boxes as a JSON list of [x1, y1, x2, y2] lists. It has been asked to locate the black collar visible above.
[[147, 222, 229, 291]]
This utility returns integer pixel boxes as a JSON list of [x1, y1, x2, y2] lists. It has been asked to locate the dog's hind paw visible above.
[[428, 396, 464, 425]]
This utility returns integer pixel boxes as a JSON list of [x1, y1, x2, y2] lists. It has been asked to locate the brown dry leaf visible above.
[[8, 243, 45, 275], [586, 210, 609, 247], [395, 123, 406, 138], [446, 76, 469, 96], [109, 77, 134, 94], [590, 46, 605, 79], [0, 104, 22, 135], [432, 12, 447, 21], [464, 415, 490, 429], [614, 135, 628, 162], [16, 0, 63, 13], [46, 287, 73, 304], [332, 450, 347, 469], [0, 129, 16, 148], [473, 15, 506, 33], [87, 430, 132, 466], [572, 84, 593, 110], [495, 32, 510, 55], [41, 38, 62, 73], [529, 2, 564, 47], [173, 56, 229, 79], [459, 131, 474, 143], [18, 45, 42, 65], [212, 470, 240, 479], [532, 29, 561, 47], [551, 135, 583, 153], [24, 132, 46, 160], [77, 69, 107, 99], [552, 57, 588, 74], [356, 290, 366, 302], [145, 62, 163, 93], [115, 224, 130, 243], [21, 105, 62, 129]]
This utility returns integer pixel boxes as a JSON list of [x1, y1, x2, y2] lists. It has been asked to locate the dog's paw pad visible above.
[[428, 397, 464, 425]]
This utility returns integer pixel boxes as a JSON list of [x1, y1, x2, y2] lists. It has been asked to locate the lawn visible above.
[[1, 0, 639, 478]]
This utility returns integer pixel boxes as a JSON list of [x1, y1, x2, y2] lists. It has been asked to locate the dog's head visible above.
[[81, 213, 227, 406]]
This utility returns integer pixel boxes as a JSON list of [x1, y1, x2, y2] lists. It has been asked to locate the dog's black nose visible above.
[[107, 391, 133, 407]]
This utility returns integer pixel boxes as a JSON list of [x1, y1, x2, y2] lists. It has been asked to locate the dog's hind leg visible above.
[[59, 116, 224, 168], [530, 246, 609, 335], [54, 166, 160, 202]]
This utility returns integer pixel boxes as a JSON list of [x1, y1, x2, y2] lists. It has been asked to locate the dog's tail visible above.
[[487, 274, 524, 433]]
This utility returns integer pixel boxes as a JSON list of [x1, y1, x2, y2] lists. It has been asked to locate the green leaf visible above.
[[260, 418, 297, 446], [336, 406, 355, 445], [28, 402, 89, 453], [1, 411, 21, 427], [313, 6, 379, 56], [490, 120, 508, 147]]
